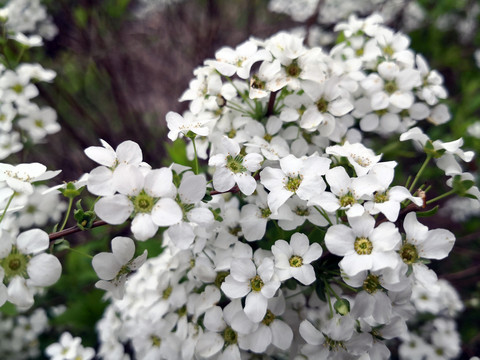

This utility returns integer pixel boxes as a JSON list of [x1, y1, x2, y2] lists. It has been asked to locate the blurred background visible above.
[[2, 0, 480, 358]]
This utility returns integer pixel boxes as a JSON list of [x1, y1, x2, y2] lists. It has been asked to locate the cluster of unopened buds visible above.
[[0, 10, 477, 360]]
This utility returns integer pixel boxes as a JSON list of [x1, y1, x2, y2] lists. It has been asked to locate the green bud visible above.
[[334, 298, 351, 316], [73, 200, 96, 230], [59, 182, 84, 199]]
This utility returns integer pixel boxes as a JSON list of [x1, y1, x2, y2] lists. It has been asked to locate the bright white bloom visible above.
[[271, 232, 322, 285], [166, 110, 211, 141], [9, 32, 43, 47], [209, 136, 263, 195], [0, 229, 62, 309], [205, 39, 271, 79], [17, 63, 56, 82], [310, 165, 378, 218], [416, 54, 448, 106], [364, 163, 423, 221], [239, 184, 292, 241], [45, 332, 95, 360], [94, 165, 182, 240], [241, 293, 293, 353], [0, 162, 60, 195], [85, 139, 145, 196], [17, 105, 60, 141], [92, 236, 147, 299], [196, 300, 253, 360], [221, 255, 280, 322], [300, 77, 353, 132], [325, 213, 401, 276], [260, 153, 331, 213], [326, 141, 382, 176], [399, 212, 455, 290]]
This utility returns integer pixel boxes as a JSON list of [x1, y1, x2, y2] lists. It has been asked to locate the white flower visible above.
[[326, 141, 382, 176], [166, 111, 211, 141], [221, 255, 280, 322], [300, 77, 353, 132], [17, 105, 60, 141], [399, 212, 455, 290], [241, 293, 293, 353], [209, 136, 263, 196], [271, 232, 322, 285], [46, 332, 95, 360], [364, 163, 423, 221], [325, 213, 401, 276], [195, 300, 253, 359], [85, 139, 145, 196], [239, 184, 292, 241], [94, 165, 182, 240], [9, 32, 43, 47], [0, 162, 60, 195], [0, 229, 62, 309], [310, 166, 378, 218], [260, 153, 331, 214], [92, 236, 147, 299], [205, 39, 271, 79]]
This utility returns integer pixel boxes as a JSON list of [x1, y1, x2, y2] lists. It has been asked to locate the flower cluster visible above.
[[0, 1, 477, 358], [86, 14, 478, 359], [0, 0, 60, 159], [0, 308, 49, 360]]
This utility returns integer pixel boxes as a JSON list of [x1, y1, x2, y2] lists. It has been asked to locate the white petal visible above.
[[299, 320, 323, 345], [231, 258, 256, 282], [113, 164, 144, 196], [151, 198, 182, 226], [116, 140, 142, 165], [213, 167, 235, 192], [291, 264, 316, 285], [144, 168, 173, 197], [340, 254, 373, 276], [131, 213, 158, 241], [221, 276, 250, 298], [290, 232, 309, 256], [87, 166, 114, 196], [196, 332, 223, 358], [234, 173, 257, 195], [92, 253, 121, 280], [418, 229, 455, 259], [303, 242, 323, 263], [324, 224, 355, 256], [271, 320, 293, 350], [179, 174, 206, 203], [111, 236, 135, 264], [246, 326, 271, 353], [16, 229, 49, 254], [244, 291, 268, 322], [167, 222, 195, 249], [7, 276, 34, 309], [84, 146, 116, 167], [27, 253, 62, 286], [94, 195, 133, 224]]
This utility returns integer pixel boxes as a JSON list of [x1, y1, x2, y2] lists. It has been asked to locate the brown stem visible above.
[[49, 220, 107, 241], [266, 90, 278, 117]]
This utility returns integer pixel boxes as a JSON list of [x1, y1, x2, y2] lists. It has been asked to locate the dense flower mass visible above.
[[0, 1, 478, 359], [85, 14, 477, 360]]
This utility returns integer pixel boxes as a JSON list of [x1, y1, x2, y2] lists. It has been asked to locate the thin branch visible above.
[[49, 220, 107, 241]]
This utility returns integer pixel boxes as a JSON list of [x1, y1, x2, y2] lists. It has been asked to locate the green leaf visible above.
[[452, 175, 475, 197], [416, 205, 440, 217]]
